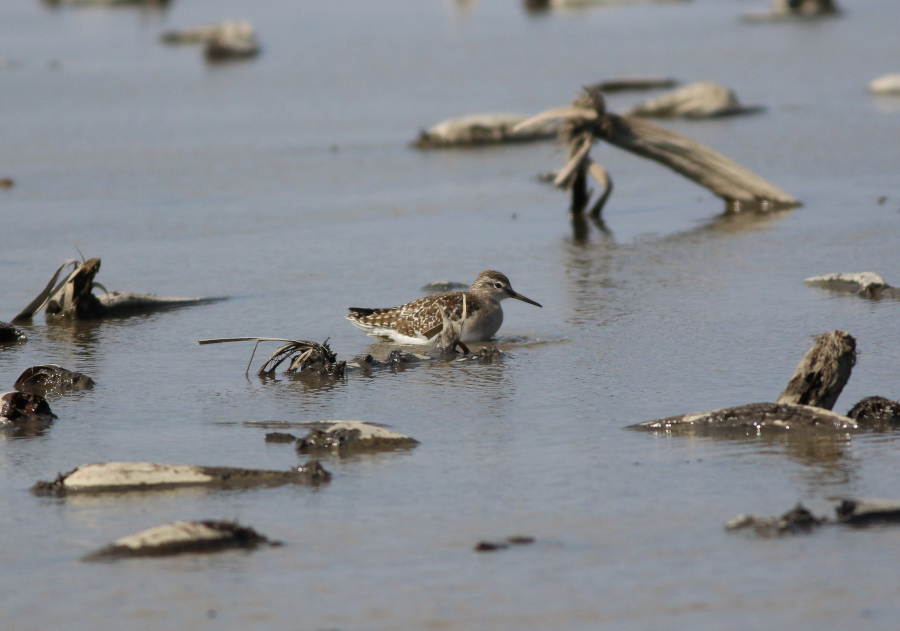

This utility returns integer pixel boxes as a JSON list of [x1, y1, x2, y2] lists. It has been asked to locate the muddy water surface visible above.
[[2, 0, 900, 629]]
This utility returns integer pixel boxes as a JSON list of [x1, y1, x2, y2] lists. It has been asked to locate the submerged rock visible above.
[[804, 272, 900, 300], [0, 321, 27, 343], [623, 82, 762, 119], [295, 421, 419, 455], [15, 365, 94, 395], [869, 74, 900, 95], [265, 432, 298, 443], [32, 461, 330, 496], [414, 113, 560, 149], [84, 520, 278, 560]]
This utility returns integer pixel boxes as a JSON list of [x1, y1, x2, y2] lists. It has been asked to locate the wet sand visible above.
[[1, 0, 900, 629]]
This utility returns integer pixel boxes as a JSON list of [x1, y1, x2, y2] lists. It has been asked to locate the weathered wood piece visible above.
[[14, 365, 94, 395], [602, 113, 798, 207], [204, 22, 260, 61], [835, 499, 900, 525], [161, 21, 252, 44], [726, 504, 824, 536], [588, 77, 678, 93], [294, 421, 419, 455], [727, 498, 900, 536], [14, 258, 222, 322], [623, 82, 763, 118], [32, 461, 330, 496], [743, 0, 839, 22], [526, 0, 688, 10], [414, 114, 560, 149], [634, 402, 859, 432], [83, 520, 279, 560], [869, 74, 900, 95], [776, 331, 855, 410], [517, 88, 798, 212], [0, 321, 27, 343], [631, 331, 862, 432], [805, 272, 900, 299]]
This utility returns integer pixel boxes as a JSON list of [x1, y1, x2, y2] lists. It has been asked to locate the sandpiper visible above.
[[346, 270, 542, 344]]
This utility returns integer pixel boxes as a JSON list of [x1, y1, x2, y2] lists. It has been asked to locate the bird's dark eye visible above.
[[494, 282, 503, 289]]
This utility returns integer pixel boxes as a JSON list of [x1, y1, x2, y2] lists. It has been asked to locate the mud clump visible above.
[[15, 365, 94, 395], [1, 391, 56, 436], [0, 321, 27, 343], [295, 421, 419, 455], [847, 396, 900, 430]]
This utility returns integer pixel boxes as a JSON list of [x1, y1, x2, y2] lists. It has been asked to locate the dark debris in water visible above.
[[15, 364, 94, 395], [264, 432, 298, 443], [727, 498, 900, 536], [0, 321, 27, 343], [475, 535, 536, 552]]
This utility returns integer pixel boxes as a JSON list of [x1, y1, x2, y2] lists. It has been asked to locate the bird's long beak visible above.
[[510, 291, 542, 308]]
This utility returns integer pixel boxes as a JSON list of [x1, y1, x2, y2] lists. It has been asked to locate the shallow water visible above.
[[2, 0, 900, 629]]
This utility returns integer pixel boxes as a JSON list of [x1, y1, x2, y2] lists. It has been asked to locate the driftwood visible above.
[[726, 498, 900, 537], [743, 0, 839, 22], [623, 82, 763, 119], [84, 520, 279, 560], [14, 365, 94, 395], [414, 113, 560, 149], [869, 74, 900, 95], [587, 77, 678, 93], [204, 22, 260, 61], [776, 331, 855, 410], [629, 331, 900, 434], [516, 87, 798, 220], [32, 461, 330, 496], [13, 258, 221, 322], [525, 0, 688, 10], [805, 272, 900, 300], [161, 21, 252, 44]]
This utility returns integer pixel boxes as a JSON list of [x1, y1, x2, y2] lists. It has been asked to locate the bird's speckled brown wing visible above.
[[348, 292, 468, 339]]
